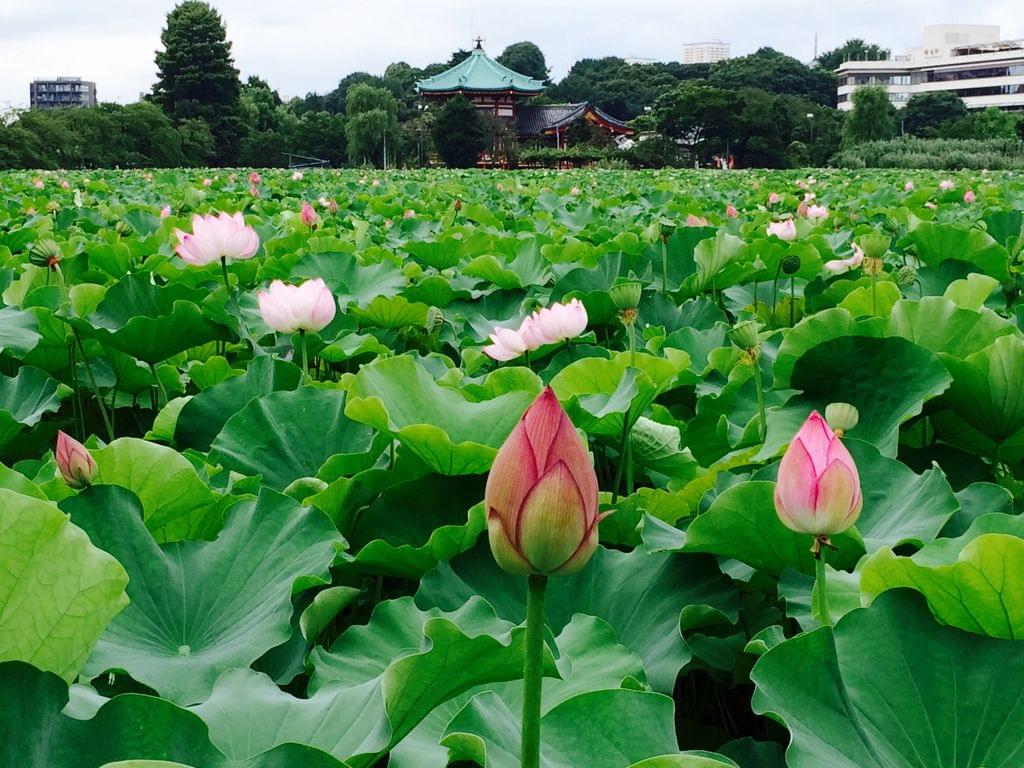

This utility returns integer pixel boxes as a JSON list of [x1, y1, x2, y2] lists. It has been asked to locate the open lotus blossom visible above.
[[939, 179, 954, 191], [806, 204, 829, 220], [60, 180, 70, 190], [33, 178, 44, 189], [173, 212, 260, 266], [248, 172, 261, 185], [160, 205, 172, 218], [768, 192, 781, 205], [824, 244, 864, 275], [300, 201, 318, 227], [570, 186, 581, 196], [796, 201, 809, 218], [403, 209, 416, 219], [484, 299, 589, 361], [485, 387, 604, 575], [202, 178, 212, 187], [726, 203, 738, 218], [904, 181, 915, 192], [257, 278, 336, 334], [55, 431, 97, 489], [483, 326, 530, 361], [774, 411, 862, 536], [292, 170, 304, 181], [685, 214, 709, 227], [964, 189, 976, 203], [767, 219, 797, 241]]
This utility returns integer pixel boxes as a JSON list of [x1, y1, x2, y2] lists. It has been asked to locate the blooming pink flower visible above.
[[824, 244, 864, 276], [173, 212, 260, 266], [257, 278, 337, 334], [249, 185, 260, 198], [774, 411, 862, 535], [806, 204, 829, 220], [570, 186, 581, 196], [964, 189, 976, 203], [160, 205, 172, 218], [485, 387, 603, 575], [767, 220, 797, 241], [796, 201, 809, 218], [292, 171, 304, 181], [403, 209, 415, 219], [725, 204, 738, 218], [484, 326, 529, 361], [327, 199, 339, 214], [528, 299, 588, 345], [939, 179, 954, 192], [768, 192, 781, 205], [55, 431, 97, 489], [924, 201, 938, 210], [202, 178, 212, 187], [60, 180, 70, 190], [300, 201, 318, 227], [371, 179, 380, 187], [32, 178, 44, 189], [685, 214, 709, 227], [249, 172, 262, 185], [904, 181, 915, 192]]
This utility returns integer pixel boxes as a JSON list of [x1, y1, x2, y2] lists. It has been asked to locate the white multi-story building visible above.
[[837, 25, 1024, 111], [682, 41, 730, 65]]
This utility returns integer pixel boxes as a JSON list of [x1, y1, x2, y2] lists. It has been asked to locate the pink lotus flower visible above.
[[249, 185, 260, 198], [300, 201, 318, 228], [371, 179, 380, 187], [249, 172, 262, 185], [570, 186, 581, 196], [768, 192, 781, 205], [257, 278, 337, 334], [485, 387, 603, 575], [803, 192, 816, 202], [806, 204, 829, 220], [726, 204, 738, 218], [527, 299, 588, 345], [202, 178, 212, 187], [55, 431, 97, 489], [685, 214, 709, 227], [904, 181, 915, 192], [160, 205, 172, 218], [403, 209, 415, 219], [964, 189, 976, 203], [796, 201, 809, 218], [32, 178, 44, 190], [767, 220, 797, 241], [774, 411, 862, 535], [144, 172, 154, 182], [60, 180, 70, 190], [939, 179, 954, 192], [173, 212, 260, 267], [824, 244, 864, 275], [484, 326, 530, 361], [924, 201, 938, 210], [292, 171, 304, 181], [327, 199, 339, 214]]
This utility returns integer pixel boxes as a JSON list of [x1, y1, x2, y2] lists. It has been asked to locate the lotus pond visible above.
[[2, 167, 1024, 768]]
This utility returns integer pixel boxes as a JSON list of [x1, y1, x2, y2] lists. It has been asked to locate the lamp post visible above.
[[806, 112, 815, 144]]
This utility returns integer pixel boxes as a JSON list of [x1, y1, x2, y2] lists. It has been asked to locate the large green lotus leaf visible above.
[[773, 308, 883, 388], [886, 296, 1018, 357], [441, 689, 681, 768], [403, 239, 463, 270], [390, 614, 646, 768], [0, 489, 128, 681], [67, 273, 229, 363], [680, 231, 753, 298], [717, 738, 787, 768], [208, 388, 384, 490], [175, 356, 302, 451], [65, 486, 340, 705], [751, 590, 1024, 768], [346, 476, 487, 579], [549, 352, 682, 438], [908, 222, 1009, 281], [782, 335, 951, 456], [193, 597, 545, 767], [843, 439, 959, 552], [0, 305, 40, 355], [418, 543, 740, 694], [345, 355, 539, 475], [941, 334, 1024, 449], [0, 662, 347, 768], [0, 365, 62, 451], [861, 513, 1024, 639], [91, 437, 223, 542], [683, 481, 864, 577], [291, 250, 406, 308], [351, 295, 430, 329]]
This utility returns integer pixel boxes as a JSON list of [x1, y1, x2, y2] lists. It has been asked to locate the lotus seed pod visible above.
[[782, 254, 801, 275], [609, 279, 643, 310], [728, 320, 761, 350], [896, 265, 918, 287], [857, 233, 891, 260], [825, 402, 860, 436]]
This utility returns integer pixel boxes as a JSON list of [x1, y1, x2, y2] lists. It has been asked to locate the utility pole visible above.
[[383, 130, 388, 170]]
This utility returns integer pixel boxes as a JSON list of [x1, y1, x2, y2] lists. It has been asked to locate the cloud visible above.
[[1, 0, 1020, 109]]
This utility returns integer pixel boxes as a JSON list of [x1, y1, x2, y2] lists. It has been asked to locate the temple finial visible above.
[[473, 35, 485, 50]]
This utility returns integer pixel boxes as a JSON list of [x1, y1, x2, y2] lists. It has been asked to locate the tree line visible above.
[[1, 2, 1021, 170]]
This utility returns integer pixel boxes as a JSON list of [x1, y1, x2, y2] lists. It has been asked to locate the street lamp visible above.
[[806, 112, 815, 144]]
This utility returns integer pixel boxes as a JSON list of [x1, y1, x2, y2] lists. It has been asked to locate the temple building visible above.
[[416, 39, 633, 164]]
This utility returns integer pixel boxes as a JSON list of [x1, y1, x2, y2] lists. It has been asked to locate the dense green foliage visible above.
[[496, 41, 551, 83], [344, 84, 400, 167], [902, 92, 969, 137], [843, 85, 897, 143], [432, 96, 488, 168], [832, 136, 1024, 169], [816, 39, 890, 71], [3, 167, 1024, 767]]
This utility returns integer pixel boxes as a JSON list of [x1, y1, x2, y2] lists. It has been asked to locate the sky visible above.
[[1, 0, 1022, 109]]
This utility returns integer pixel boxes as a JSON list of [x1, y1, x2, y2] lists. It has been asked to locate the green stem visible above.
[[789, 279, 796, 326], [814, 550, 832, 628], [299, 329, 309, 383], [522, 574, 548, 768], [149, 363, 167, 411], [611, 415, 632, 504], [753, 356, 766, 441], [661, 237, 668, 293], [770, 262, 784, 328], [220, 256, 231, 293], [73, 331, 115, 442], [627, 321, 636, 369], [870, 273, 878, 316]]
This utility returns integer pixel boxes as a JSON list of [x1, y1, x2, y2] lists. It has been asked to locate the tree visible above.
[[902, 92, 968, 137], [497, 42, 550, 83], [344, 83, 399, 166], [709, 48, 837, 106], [653, 82, 737, 162], [843, 86, 896, 143], [152, 1, 243, 164], [433, 96, 487, 168], [941, 107, 1023, 140], [817, 39, 890, 71]]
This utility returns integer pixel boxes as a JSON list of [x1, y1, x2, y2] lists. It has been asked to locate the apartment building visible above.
[[682, 41, 731, 65], [837, 25, 1024, 111], [30, 77, 97, 109]]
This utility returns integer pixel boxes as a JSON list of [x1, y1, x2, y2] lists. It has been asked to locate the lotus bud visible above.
[[774, 411, 862, 536], [824, 402, 859, 436], [300, 201, 318, 228], [425, 306, 444, 333], [453, 198, 462, 212], [782, 254, 801, 275], [896, 265, 918, 287], [56, 431, 98, 489], [115, 221, 133, 237], [609, 278, 643, 310], [728, 319, 761, 350], [856, 233, 890, 260], [29, 238, 63, 269], [485, 388, 603, 576]]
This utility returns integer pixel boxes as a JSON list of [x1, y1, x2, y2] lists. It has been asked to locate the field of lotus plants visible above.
[[3, 166, 1024, 768]]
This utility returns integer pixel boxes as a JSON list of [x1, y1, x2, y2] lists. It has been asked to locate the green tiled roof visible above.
[[416, 47, 545, 94]]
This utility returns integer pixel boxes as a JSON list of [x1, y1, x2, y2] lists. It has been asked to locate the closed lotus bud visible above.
[[896, 265, 918, 287], [425, 306, 444, 333], [825, 402, 859, 436], [782, 254, 801, 275], [115, 221, 133, 236], [485, 388, 603, 576], [609, 278, 643, 310], [856, 233, 890, 260], [29, 238, 63, 268], [729, 319, 761, 350], [453, 198, 463, 211], [56, 431, 98, 489], [257, 278, 337, 334], [774, 411, 862, 536]]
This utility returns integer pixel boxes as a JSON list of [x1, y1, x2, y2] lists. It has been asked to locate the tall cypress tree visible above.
[[152, 1, 243, 165]]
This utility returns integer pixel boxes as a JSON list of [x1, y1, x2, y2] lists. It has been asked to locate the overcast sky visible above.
[[1, 0, 1021, 109]]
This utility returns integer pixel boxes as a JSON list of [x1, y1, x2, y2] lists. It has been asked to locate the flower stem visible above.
[[220, 256, 231, 293], [298, 329, 309, 383], [814, 547, 832, 628], [661, 236, 668, 293], [73, 330, 115, 442], [753, 356, 766, 441], [522, 573, 548, 768]]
